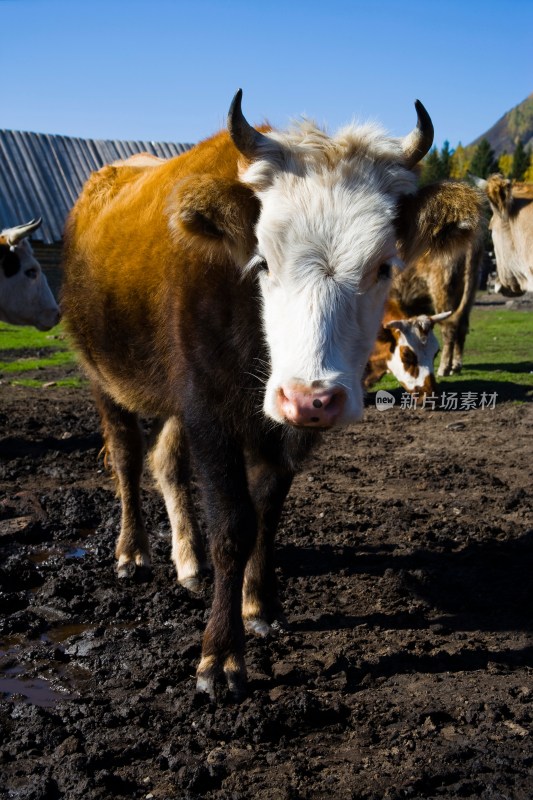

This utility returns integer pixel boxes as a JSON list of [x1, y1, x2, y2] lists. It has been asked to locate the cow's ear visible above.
[[396, 180, 484, 264], [376, 324, 398, 346], [169, 175, 260, 264], [485, 174, 512, 216], [179, 209, 224, 239]]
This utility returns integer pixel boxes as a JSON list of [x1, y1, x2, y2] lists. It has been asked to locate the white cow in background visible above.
[[0, 218, 60, 330], [474, 174, 533, 295]]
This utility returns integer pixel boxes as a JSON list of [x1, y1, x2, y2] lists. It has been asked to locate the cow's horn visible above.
[[384, 319, 406, 332], [401, 100, 434, 169], [469, 175, 487, 191], [228, 89, 271, 159], [4, 217, 42, 245], [429, 310, 453, 325]]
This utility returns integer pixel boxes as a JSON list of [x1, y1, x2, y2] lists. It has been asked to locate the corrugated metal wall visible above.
[[0, 130, 192, 244]]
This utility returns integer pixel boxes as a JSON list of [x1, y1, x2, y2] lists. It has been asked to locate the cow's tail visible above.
[[446, 239, 484, 327]]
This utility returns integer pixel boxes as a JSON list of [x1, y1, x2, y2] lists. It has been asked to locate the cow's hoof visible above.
[[180, 575, 204, 594], [116, 553, 151, 580], [179, 566, 210, 595], [196, 654, 247, 701], [195, 671, 216, 701]]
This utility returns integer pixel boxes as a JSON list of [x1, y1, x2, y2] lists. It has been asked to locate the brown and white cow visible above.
[[62, 90, 436, 698], [474, 174, 533, 295], [365, 296, 451, 394], [392, 181, 485, 376], [0, 218, 60, 330]]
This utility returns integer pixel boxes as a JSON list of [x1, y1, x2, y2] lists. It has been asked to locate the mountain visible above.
[[470, 93, 533, 155]]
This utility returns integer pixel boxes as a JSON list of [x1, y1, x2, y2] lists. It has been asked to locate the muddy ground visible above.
[[1, 356, 532, 799]]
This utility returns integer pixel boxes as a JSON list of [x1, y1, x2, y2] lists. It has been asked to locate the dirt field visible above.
[[1, 360, 532, 798]]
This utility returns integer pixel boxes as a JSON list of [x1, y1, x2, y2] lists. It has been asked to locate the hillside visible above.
[[470, 93, 533, 155]]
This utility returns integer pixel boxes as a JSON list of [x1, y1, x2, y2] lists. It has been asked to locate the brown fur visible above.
[[393, 181, 485, 376], [62, 125, 315, 698], [364, 297, 403, 386], [61, 114, 443, 698]]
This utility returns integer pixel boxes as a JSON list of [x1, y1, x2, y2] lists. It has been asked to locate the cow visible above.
[[0, 218, 60, 331], [365, 296, 451, 394], [473, 174, 533, 295], [61, 90, 436, 699], [390, 181, 485, 376]]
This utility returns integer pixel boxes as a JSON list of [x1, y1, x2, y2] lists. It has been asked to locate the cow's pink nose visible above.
[[277, 386, 346, 427]]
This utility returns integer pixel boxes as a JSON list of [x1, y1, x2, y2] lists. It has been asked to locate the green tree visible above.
[[450, 144, 471, 179], [420, 142, 453, 185], [498, 152, 513, 178], [420, 147, 441, 185], [524, 153, 533, 182], [470, 138, 498, 178], [439, 140, 452, 178], [511, 139, 530, 181]]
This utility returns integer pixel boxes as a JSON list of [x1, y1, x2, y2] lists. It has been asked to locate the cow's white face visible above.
[[385, 317, 441, 395], [228, 92, 434, 428], [0, 238, 60, 330], [242, 126, 417, 428], [253, 177, 398, 425]]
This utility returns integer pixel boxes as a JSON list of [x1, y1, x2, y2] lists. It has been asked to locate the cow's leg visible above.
[[437, 321, 456, 377], [450, 317, 468, 374], [149, 416, 207, 593], [188, 424, 257, 698], [93, 386, 149, 576], [242, 458, 293, 637]]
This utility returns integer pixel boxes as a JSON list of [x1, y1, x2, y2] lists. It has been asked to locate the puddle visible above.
[[28, 543, 89, 564], [43, 623, 94, 644], [0, 676, 72, 708], [0, 619, 135, 707], [65, 547, 87, 559], [28, 547, 63, 564]]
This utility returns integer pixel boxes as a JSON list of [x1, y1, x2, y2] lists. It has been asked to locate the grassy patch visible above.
[[0, 322, 81, 388], [1, 308, 532, 398], [368, 306, 533, 403], [0, 350, 76, 373], [11, 377, 85, 389], [0, 323, 66, 350]]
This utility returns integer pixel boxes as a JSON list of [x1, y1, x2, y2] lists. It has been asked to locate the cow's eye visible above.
[[378, 262, 391, 281], [252, 256, 269, 274], [25, 268, 38, 279]]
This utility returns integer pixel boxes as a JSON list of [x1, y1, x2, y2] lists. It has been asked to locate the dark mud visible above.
[[1, 379, 532, 800]]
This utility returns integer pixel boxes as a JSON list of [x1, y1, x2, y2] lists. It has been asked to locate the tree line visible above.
[[420, 137, 533, 185]]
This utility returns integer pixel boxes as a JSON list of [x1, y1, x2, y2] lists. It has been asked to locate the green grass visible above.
[[1, 306, 532, 398], [0, 322, 81, 388], [371, 306, 533, 403], [0, 323, 66, 350], [0, 349, 76, 373], [11, 377, 85, 388]]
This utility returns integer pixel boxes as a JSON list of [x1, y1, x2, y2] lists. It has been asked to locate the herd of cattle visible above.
[[1, 92, 531, 697]]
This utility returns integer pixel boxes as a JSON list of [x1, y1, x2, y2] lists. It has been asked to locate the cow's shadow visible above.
[[279, 528, 533, 683]]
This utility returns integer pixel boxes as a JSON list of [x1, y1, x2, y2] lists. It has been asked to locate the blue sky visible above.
[[2, 0, 532, 149]]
